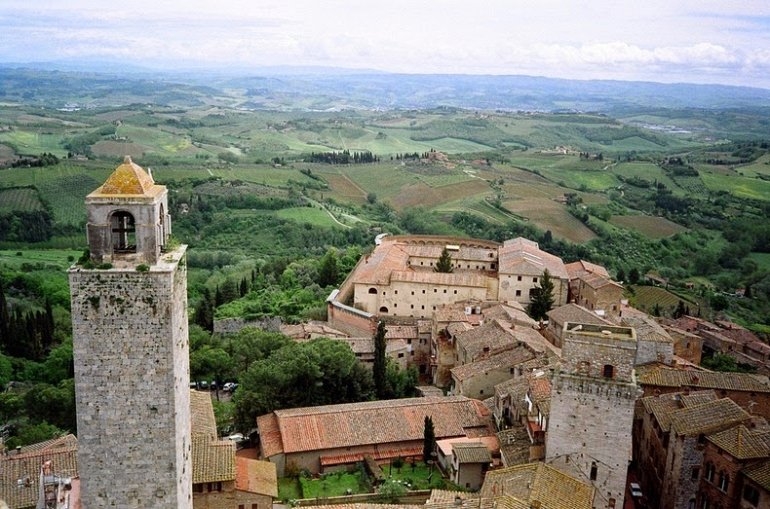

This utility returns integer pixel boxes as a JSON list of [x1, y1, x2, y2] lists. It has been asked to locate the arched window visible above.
[[379, 306, 389, 313], [368, 288, 378, 294], [718, 471, 729, 492], [110, 211, 136, 254], [603, 364, 615, 379], [705, 462, 715, 482]]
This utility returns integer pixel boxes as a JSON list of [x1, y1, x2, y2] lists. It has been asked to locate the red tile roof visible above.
[[257, 396, 493, 457], [498, 238, 568, 279]]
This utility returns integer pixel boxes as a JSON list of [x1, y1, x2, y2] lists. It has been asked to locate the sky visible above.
[[2, 1, 770, 89]]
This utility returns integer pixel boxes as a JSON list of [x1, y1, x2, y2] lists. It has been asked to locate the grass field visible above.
[[701, 172, 770, 201], [0, 248, 81, 269], [609, 215, 688, 239], [276, 206, 342, 228]]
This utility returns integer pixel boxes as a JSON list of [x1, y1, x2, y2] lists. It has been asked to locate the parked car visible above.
[[630, 482, 643, 498], [223, 382, 238, 392]]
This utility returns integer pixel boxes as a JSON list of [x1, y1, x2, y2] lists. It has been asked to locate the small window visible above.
[[517, 275, 522, 281], [719, 471, 729, 492], [590, 462, 597, 481], [705, 462, 715, 482], [516, 290, 522, 296], [379, 306, 389, 313], [454, 290, 457, 294], [691, 467, 700, 481], [603, 364, 615, 379], [368, 287, 377, 294], [443, 289, 447, 293], [533, 277, 538, 283], [395, 290, 398, 295]]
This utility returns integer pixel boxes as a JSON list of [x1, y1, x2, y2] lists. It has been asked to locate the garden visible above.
[[277, 458, 452, 503]]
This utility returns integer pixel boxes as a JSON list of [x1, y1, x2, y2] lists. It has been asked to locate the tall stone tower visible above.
[[545, 322, 641, 509], [69, 156, 192, 509]]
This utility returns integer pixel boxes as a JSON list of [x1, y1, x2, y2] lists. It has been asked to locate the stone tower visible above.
[[545, 322, 641, 509], [69, 156, 192, 509]]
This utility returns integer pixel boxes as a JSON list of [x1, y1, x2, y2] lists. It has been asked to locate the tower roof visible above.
[[91, 155, 160, 196]]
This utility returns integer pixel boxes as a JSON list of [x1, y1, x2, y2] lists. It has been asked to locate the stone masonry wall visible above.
[[546, 374, 640, 509], [69, 253, 191, 509]]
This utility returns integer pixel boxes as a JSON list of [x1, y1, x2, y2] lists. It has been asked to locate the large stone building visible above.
[[68, 157, 192, 509], [329, 235, 569, 324], [545, 322, 641, 509]]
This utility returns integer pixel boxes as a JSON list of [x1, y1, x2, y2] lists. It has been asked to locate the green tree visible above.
[[423, 415, 435, 462], [373, 321, 388, 399], [527, 269, 555, 321], [317, 249, 340, 287], [434, 248, 454, 273]]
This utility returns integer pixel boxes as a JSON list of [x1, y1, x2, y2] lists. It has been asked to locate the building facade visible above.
[[69, 157, 192, 509], [545, 322, 641, 509]]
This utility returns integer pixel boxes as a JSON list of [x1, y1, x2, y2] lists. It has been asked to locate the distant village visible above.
[[3, 159, 770, 509]]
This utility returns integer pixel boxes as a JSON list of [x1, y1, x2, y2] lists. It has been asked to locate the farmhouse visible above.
[[256, 396, 495, 476]]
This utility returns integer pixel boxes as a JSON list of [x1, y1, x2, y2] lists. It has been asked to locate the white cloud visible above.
[[1, 0, 770, 88]]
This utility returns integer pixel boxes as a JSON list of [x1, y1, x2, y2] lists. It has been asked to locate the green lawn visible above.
[[300, 471, 367, 498]]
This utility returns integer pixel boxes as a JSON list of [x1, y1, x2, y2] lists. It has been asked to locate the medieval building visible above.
[[69, 156, 192, 509]]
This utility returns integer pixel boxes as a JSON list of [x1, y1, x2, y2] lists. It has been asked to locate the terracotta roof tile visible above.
[[637, 367, 770, 393], [192, 434, 236, 484], [743, 459, 770, 490], [456, 320, 518, 360], [498, 238, 569, 280], [707, 425, 770, 459], [451, 347, 535, 381], [235, 456, 278, 497], [565, 260, 610, 280], [621, 312, 673, 344], [191, 390, 217, 438], [0, 435, 79, 509], [452, 442, 493, 464], [669, 398, 751, 436], [257, 396, 493, 456], [480, 462, 594, 509]]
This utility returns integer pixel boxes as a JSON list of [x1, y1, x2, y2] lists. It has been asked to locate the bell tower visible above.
[[69, 156, 191, 509]]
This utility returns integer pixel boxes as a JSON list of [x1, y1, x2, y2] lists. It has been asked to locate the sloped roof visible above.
[[391, 270, 490, 287], [480, 462, 594, 509], [352, 242, 411, 285], [235, 456, 278, 497], [743, 459, 770, 490], [0, 434, 79, 509], [565, 260, 610, 280], [547, 303, 611, 326], [707, 425, 770, 459], [192, 434, 236, 484], [669, 398, 750, 436], [621, 309, 673, 344], [191, 390, 218, 439], [637, 366, 770, 392], [456, 319, 518, 360], [579, 272, 622, 292], [498, 238, 568, 279], [89, 155, 162, 197], [451, 347, 535, 381], [257, 396, 493, 457], [452, 442, 493, 464]]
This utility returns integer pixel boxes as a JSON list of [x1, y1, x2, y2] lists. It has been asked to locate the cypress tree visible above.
[[527, 269, 555, 321], [373, 321, 387, 399], [434, 248, 454, 273], [423, 416, 435, 462]]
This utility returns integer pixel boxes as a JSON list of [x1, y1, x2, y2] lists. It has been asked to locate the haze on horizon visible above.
[[2, 0, 770, 90]]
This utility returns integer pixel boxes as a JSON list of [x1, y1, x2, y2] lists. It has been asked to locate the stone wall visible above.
[[69, 250, 191, 509], [546, 375, 639, 509]]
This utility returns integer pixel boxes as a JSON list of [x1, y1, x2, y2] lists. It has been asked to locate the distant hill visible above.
[[2, 64, 770, 114]]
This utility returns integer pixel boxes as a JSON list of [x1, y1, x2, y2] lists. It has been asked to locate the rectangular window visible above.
[[516, 290, 521, 296], [517, 276, 522, 281], [691, 467, 700, 481], [744, 485, 760, 505], [533, 277, 538, 283]]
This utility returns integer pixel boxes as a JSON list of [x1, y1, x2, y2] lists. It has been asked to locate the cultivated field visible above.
[[609, 215, 687, 239]]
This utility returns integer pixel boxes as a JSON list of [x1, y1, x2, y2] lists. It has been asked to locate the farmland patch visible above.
[[609, 215, 687, 239]]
